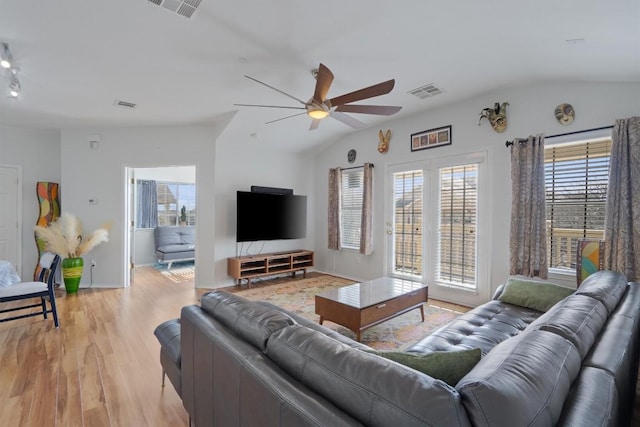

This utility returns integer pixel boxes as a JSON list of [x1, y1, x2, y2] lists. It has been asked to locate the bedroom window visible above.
[[436, 163, 478, 288], [544, 136, 611, 271], [340, 168, 363, 249]]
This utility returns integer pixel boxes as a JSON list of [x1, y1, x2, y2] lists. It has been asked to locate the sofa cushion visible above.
[[526, 294, 608, 358], [457, 329, 581, 427], [369, 348, 481, 386], [408, 300, 542, 356], [201, 291, 294, 351], [267, 324, 472, 427], [575, 270, 627, 313], [155, 225, 195, 246], [497, 277, 574, 312]]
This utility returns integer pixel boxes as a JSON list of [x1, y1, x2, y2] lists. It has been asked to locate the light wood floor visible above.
[[1, 267, 639, 426]]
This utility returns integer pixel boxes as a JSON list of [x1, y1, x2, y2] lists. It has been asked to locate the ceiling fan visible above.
[[235, 63, 402, 130]]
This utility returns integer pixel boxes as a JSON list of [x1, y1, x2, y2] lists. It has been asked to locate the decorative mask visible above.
[[478, 102, 509, 133], [378, 129, 391, 154]]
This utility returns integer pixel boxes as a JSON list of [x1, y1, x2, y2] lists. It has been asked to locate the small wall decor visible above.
[[411, 125, 452, 151], [478, 102, 509, 133], [347, 149, 357, 163], [378, 129, 391, 154], [554, 103, 575, 125]]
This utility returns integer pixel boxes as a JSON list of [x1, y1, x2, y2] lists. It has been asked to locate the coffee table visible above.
[[315, 277, 428, 341]]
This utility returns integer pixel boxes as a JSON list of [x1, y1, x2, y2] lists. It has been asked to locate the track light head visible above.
[[9, 74, 21, 98], [1, 43, 13, 69]]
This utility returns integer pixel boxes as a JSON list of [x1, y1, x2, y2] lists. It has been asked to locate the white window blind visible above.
[[393, 170, 423, 277], [544, 137, 611, 270], [437, 164, 478, 288], [340, 168, 363, 249]]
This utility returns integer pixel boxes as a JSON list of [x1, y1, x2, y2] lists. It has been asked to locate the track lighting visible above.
[[9, 73, 21, 98], [1, 43, 12, 69]]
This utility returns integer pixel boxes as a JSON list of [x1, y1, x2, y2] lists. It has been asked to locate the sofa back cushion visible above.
[[267, 325, 471, 427], [456, 329, 581, 427], [201, 291, 294, 351], [575, 270, 627, 313], [526, 294, 608, 358], [155, 225, 195, 247]]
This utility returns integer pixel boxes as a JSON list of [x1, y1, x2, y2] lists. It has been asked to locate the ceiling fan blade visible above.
[[265, 112, 308, 125], [329, 111, 367, 129], [309, 119, 321, 131], [234, 103, 305, 110], [313, 63, 334, 102], [335, 105, 402, 115], [244, 75, 307, 105], [329, 79, 395, 107]]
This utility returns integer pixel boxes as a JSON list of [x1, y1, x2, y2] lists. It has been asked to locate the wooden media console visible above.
[[227, 249, 314, 285]]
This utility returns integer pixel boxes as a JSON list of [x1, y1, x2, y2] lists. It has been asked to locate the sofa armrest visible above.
[[492, 284, 505, 300]]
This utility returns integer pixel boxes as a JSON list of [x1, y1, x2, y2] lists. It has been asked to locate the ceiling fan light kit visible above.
[[235, 63, 402, 130]]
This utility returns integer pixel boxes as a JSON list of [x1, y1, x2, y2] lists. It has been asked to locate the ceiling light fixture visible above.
[[307, 108, 329, 120], [1, 43, 12, 69]]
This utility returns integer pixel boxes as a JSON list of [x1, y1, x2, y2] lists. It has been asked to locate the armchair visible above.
[[0, 253, 61, 327]]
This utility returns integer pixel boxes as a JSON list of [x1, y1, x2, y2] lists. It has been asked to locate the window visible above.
[[545, 136, 611, 271], [156, 182, 196, 226], [340, 168, 363, 249], [436, 163, 478, 288]]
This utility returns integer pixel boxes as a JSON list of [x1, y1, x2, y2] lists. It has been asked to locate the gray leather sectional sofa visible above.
[[158, 270, 640, 426]]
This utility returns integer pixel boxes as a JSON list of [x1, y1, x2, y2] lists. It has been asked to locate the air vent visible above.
[[113, 100, 137, 109], [147, 0, 202, 18], [408, 84, 444, 99]]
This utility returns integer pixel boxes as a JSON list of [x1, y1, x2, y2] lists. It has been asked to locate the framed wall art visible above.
[[411, 125, 452, 151]]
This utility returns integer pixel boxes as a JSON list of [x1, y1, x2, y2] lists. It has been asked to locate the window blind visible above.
[[544, 137, 611, 270], [437, 164, 478, 288], [393, 170, 423, 277], [340, 168, 363, 249]]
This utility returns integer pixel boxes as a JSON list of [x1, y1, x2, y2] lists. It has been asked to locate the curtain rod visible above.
[[505, 125, 613, 147], [341, 163, 374, 171]]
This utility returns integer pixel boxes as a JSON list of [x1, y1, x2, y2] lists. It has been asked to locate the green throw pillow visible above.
[[498, 277, 575, 312], [371, 348, 482, 386]]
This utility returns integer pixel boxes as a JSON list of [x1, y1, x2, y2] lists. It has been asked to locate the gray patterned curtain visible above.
[[359, 163, 373, 255], [136, 180, 158, 229], [509, 134, 548, 278], [328, 168, 341, 250], [604, 117, 640, 281]]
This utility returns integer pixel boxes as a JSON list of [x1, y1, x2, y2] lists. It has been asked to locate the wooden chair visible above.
[[0, 253, 61, 327]]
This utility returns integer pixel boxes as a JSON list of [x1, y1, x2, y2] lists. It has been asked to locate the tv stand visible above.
[[227, 249, 314, 285]]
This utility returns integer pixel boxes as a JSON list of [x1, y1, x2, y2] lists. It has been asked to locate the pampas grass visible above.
[[34, 212, 110, 258]]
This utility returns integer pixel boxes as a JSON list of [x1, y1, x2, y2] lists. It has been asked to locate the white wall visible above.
[[60, 125, 225, 288], [313, 81, 640, 300], [212, 135, 316, 287], [0, 125, 61, 279]]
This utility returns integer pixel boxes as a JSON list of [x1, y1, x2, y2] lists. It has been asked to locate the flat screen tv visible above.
[[236, 191, 307, 242]]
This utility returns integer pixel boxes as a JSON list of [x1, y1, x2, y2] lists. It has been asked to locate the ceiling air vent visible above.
[[147, 0, 202, 18], [408, 84, 444, 99], [114, 100, 137, 110]]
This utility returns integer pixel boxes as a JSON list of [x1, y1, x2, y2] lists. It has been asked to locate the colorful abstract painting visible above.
[[576, 239, 605, 286]]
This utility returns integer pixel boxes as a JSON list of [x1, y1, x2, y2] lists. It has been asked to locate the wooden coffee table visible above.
[[315, 277, 428, 341]]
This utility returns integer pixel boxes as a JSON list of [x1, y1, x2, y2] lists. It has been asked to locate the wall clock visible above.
[[347, 149, 356, 163]]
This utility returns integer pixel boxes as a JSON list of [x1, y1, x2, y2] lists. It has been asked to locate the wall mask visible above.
[[478, 102, 509, 133]]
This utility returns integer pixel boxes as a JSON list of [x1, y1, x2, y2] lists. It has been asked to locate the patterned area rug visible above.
[[234, 274, 462, 350], [154, 261, 195, 283]]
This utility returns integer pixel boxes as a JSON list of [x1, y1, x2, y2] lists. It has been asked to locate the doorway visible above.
[[124, 165, 196, 287]]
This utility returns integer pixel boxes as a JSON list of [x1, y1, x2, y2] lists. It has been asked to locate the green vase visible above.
[[62, 257, 83, 294]]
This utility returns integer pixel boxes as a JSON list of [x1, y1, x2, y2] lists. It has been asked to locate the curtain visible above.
[[509, 134, 548, 278], [359, 163, 373, 255], [136, 180, 158, 229], [328, 168, 341, 250], [604, 117, 640, 281]]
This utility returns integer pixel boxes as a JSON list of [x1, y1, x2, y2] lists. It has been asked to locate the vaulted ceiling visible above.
[[1, 1, 639, 152]]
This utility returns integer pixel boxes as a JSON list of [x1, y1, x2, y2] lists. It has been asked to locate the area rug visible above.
[[233, 274, 462, 350], [153, 261, 195, 283]]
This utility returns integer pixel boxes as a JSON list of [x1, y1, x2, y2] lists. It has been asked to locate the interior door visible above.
[[0, 166, 21, 272], [124, 167, 135, 286]]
